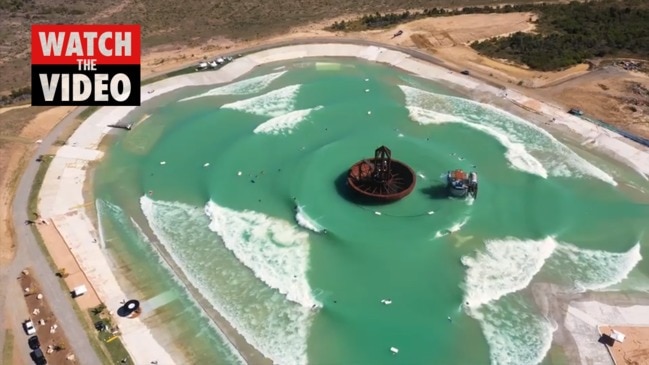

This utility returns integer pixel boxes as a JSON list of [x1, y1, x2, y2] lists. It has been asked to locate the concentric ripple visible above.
[[94, 59, 649, 365]]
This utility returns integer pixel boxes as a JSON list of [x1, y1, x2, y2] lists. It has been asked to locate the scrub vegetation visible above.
[[330, 0, 649, 71], [471, 0, 649, 70], [2, 0, 566, 100]]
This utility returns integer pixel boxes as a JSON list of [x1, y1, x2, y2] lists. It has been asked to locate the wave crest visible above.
[[179, 71, 286, 102], [401, 85, 616, 185], [205, 200, 319, 308], [254, 106, 323, 135], [462, 237, 557, 308], [409, 106, 548, 178], [222, 84, 301, 117], [141, 196, 314, 365], [295, 205, 325, 233]]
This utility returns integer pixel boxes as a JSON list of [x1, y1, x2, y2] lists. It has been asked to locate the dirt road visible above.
[[0, 106, 103, 365]]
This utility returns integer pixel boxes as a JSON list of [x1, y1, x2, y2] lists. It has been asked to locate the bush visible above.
[[470, 0, 649, 70]]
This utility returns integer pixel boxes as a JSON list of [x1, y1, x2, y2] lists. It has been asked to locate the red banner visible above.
[[31, 24, 140, 65]]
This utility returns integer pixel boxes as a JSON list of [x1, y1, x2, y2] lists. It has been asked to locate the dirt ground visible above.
[[36, 221, 102, 311], [537, 69, 649, 138], [18, 268, 75, 364], [0, 106, 74, 265], [600, 325, 649, 365]]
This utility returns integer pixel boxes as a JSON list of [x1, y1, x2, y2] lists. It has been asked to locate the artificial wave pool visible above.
[[94, 59, 649, 365]]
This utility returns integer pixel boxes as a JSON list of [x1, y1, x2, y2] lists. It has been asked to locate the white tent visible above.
[[611, 330, 626, 343], [72, 285, 87, 298]]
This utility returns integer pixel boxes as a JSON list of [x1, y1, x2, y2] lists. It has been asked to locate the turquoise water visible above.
[[94, 59, 649, 365]]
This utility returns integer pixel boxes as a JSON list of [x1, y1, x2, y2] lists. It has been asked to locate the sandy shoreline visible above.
[[38, 43, 649, 364]]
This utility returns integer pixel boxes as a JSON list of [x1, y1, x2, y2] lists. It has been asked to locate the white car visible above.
[[23, 320, 36, 335]]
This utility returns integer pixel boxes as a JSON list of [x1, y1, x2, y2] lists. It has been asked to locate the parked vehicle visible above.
[[30, 347, 47, 365], [23, 320, 36, 335], [28, 335, 40, 350], [568, 108, 583, 116]]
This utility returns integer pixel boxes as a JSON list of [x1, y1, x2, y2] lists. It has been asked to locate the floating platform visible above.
[[347, 146, 416, 203]]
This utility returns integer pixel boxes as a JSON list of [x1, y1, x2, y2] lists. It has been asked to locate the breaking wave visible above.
[[295, 205, 325, 233], [409, 106, 547, 178], [400, 85, 616, 185], [462, 237, 557, 308], [222, 84, 301, 117], [462, 236, 642, 365], [473, 297, 556, 365], [179, 71, 286, 101], [254, 106, 323, 135], [99, 199, 247, 365], [434, 216, 471, 239], [205, 200, 320, 308], [140, 196, 315, 365], [547, 242, 642, 291]]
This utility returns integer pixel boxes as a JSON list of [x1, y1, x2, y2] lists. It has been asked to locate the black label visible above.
[[31, 64, 141, 106]]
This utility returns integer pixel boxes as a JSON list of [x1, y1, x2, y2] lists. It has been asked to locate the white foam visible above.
[[205, 200, 319, 308], [448, 216, 469, 233], [140, 196, 312, 365], [408, 106, 547, 178], [435, 216, 470, 238], [222, 84, 301, 117], [295, 205, 324, 233], [97, 199, 245, 364], [401, 85, 616, 185], [548, 243, 642, 291], [473, 297, 556, 365], [462, 237, 557, 308], [95, 199, 108, 248], [254, 106, 323, 135], [462, 237, 642, 365], [405, 106, 464, 124], [179, 71, 286, 101]]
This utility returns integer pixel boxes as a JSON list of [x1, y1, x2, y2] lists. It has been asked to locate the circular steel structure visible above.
[[346, 146, 416, 202]]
